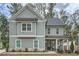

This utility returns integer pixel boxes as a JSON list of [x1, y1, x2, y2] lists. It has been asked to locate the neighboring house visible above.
[[9, 4, 69, 51]]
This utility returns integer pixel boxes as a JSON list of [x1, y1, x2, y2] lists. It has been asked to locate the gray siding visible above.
[[9, 37, 45, 49], [9, 22, 17, 35], [17, 22, 36, 35], [36, 22, 45, 35]]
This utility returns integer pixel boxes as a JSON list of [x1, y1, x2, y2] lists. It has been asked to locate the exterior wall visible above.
[[46, 26, 64, 36], [36, 21, 45, 35], [9, 22, 17, 35], [9, 37, 45, 51], [9, 20, 45, 50], [17, 22, 36, 35]]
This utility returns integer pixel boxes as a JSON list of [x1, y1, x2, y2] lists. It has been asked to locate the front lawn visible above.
[[16, 53, 79, 56]]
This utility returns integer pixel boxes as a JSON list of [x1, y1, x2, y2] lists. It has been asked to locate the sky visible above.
[[0, 3, 79, 18]]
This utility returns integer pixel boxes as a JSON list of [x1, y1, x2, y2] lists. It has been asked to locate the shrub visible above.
[[67, 50, 72, 53], [70, 41, 74, 53], [18, 49, 22, 52], [75, 51, 79, 54], [11, 49, 15, 52], [57, 49, 64, 53], [34, 49, 38, 52], [25, 48, 28, 52]]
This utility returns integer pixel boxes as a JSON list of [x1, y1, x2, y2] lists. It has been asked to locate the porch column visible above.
[[62, 40, 64, 51], [67, 39, 69, 50], [56, 39, 58, 51]]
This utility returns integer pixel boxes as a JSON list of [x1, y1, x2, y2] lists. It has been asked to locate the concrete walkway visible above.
[[0, 51, 57, 56], [0, 49, 6, 54]]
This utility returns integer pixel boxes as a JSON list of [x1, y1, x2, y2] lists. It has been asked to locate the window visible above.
[[33, 40, 39, 49], [22, 24, 26, 31], [56, 28, 59, 34], [21, 23, 32, 32], [48, 28, 50, 34], [27, 24, 31, 31], [15, 40, 21, 48]]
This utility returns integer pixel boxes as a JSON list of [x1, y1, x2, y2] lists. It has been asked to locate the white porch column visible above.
[[62, 40, 64, 51], [56, 39, 58, 51], [67, 39, 69, 50]]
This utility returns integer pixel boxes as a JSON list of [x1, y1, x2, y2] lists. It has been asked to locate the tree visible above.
[[7, 3, 22, 15], [60, 10, 68, 23], [47, 3, 56, 18], [0, 12, 9, 51], [70, 10, 79, 31], [70, 41, 74, 52]]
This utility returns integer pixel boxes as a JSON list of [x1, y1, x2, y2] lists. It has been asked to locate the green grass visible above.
[[16, 53, 79, 56]]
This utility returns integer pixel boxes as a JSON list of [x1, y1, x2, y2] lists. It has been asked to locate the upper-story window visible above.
[[56, 28, 59, 34], [22, 24, 26, 31], [22, 23, 32, 32], [48, 28, 50, 34], [27, 24, 31, 31]]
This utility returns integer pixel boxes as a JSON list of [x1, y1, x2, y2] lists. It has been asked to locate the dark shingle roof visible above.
[[47, 17, 64, 25]]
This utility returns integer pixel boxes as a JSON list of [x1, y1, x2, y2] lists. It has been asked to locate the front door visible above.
[[46, 40, 56, 51]]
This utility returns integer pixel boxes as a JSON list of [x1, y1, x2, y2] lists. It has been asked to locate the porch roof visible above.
[[45, 35, 66, 39], [18, 37, 35, 39]]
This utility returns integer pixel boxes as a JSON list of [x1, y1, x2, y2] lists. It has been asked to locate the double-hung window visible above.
[[48, 28, 50, 34], [22, 23, 32, 32], [27, 24, 31, 31], [22, 24, 26, 31], [33, 40, 39, 49], [15, 40, 21, 48], [56, 28, 59, 34]]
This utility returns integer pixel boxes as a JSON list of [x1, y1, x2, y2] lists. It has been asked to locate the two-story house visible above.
[[9, 4, 69, 51]]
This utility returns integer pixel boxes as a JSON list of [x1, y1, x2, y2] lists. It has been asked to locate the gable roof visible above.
[[9, 4, 44, 20], [47, 17, 64, 26]]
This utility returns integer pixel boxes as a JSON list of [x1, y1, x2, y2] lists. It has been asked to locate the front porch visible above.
[[45, 38, 69, 52]]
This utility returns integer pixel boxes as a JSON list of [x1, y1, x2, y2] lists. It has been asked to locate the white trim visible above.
[[15, 39, 22, 48], [21, 22, 32, 32], [10, 35, 45, 37], [46, 38, 65, 39], [9, 20, 46, 22], [33, 40, 39, 49]]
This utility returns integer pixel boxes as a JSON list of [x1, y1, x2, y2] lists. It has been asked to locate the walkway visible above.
[[0, 51, 57, 56]]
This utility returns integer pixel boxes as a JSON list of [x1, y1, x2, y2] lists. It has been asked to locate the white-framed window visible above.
[[27, 23, 31, 31], [56, 28, 59, 34], [15, 40, 22, 48], [22, 23, 26, 31], [48, 28, 50, 34], [21, 23, 32, 32], [33, 40, 39, 49]]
